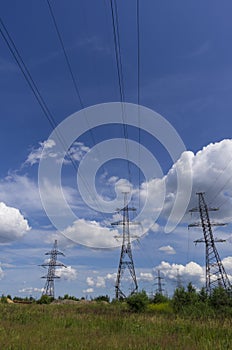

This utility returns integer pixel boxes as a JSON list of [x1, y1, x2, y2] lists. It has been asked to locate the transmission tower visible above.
[[189, 192, 231, 295], [112, 192, 138, 299], [154, 270, 165, 295], [40, 240, 66, 298]]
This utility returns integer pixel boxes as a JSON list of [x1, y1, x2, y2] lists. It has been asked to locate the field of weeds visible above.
[[0, 302, 231, 350]]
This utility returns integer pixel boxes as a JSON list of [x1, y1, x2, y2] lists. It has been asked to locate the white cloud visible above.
[[19, 287, 43, 294], [56, 266, 77, 281], [25, 139, 56, 166], [107, 176, 119, 184], [134, 139, 232, 232], [165, 139, 232, 222], [158, 245, 176, 255], [66, 142, 90, 163], [25, 139, 89, 166], [105, 273, 117, 281], [83, 288, 94, 294], [155, 261, 205, 287], [139, 272, 153, 282], [86, 277, 95, 286], [96, 276, 106, 288], [221, 256, 232, 276], [0, 174, 41, 212], [0, 266, 4, 279], [0, 202, 30, 243], [62, 218, 120, 248]]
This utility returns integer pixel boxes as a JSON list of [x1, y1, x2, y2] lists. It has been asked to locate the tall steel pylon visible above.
[[154, 270, 165, 295], [40, 240, 66, 298], [112, 192, 138, 299], [189, 192, 231, 295]]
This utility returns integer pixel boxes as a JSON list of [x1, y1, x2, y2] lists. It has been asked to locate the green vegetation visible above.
[[0, 286, 231, 349]]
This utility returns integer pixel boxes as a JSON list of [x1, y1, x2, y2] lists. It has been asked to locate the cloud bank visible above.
[[0, 202, 30, 243]]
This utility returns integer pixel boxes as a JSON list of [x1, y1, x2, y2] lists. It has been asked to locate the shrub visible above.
[[37, 295, 54, 304], [147, 302, 173, 314], [152, 292, 169, 304], [126, 291, 149, 312], [94, 295, 110, 302]]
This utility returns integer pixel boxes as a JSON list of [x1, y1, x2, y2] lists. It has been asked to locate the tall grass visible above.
[[0, 303, 231, 349]]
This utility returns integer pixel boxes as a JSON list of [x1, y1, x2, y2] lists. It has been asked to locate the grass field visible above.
[[0, 302, 231, 350]]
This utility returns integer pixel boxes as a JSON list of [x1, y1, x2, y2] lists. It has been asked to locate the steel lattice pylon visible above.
[[40, 240, 66, 298], [189, 192, 231, 295], [112, 193, 138, 299], [154, 270, 165, 295]]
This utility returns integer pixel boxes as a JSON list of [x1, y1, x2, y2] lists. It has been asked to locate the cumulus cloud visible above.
[[221, 256, 232, 278], [56, 266, 77, 281], [0, 202, 30, 243], [155, 261, 205, 288], [83, 288, 94, 294], [165, 139, 232, 222], [132, 139, 232, 233], [158, 245, 176, 255], [139, 272, 153, 282], [86, 277, 95, 286], [105, 273, 117, 281], [62, 218, 120, 248], [96, 276, 106, 288]]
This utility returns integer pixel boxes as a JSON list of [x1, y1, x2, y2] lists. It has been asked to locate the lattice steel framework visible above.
[[154, 270, 165, 295], [112, 193, 138, 299], [40, 240, 66, 298], [189, 192, 231, 295]]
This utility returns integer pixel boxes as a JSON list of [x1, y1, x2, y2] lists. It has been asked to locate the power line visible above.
[[136, 0, 141, 210], [0, 17, 57, 131], [0, 17, 107, 218], [46, 0, 84, 108], [46, 0, 111, 190], [109, 0, 132, 186]]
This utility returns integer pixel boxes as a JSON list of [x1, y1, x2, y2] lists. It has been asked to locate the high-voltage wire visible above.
[[46, 0, 84, 109], [0, 17, 108, 218], [110, 0, 132, 185], [136, 0, 141, 210], [46, 0, 101, 152]]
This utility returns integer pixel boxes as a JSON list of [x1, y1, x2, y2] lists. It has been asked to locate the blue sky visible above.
[[1, 1, 232, 299]]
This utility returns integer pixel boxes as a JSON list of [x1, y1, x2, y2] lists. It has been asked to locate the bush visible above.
[[153, 292, 169, 304], [0, 295, 8, 304], [147, 302, 173, 314], [94, 295, 110, 302], [126, 291, 149, 312], [37, 295, 54, 304]]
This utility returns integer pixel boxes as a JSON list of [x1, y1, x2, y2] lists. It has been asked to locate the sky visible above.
[[1, 0, 232, 299]]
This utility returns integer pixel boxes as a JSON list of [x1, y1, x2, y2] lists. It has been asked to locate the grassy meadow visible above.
[[0, 301, 231, 350]]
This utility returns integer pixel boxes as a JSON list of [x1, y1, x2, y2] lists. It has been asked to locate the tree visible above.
[[153, 292, 169, 304]]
